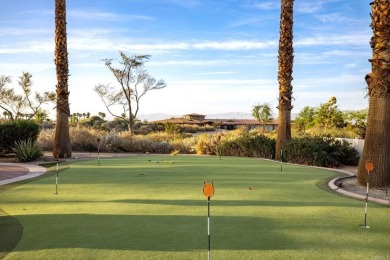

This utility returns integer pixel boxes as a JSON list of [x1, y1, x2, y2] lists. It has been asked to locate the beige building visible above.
[[152, 113, 278, 132]]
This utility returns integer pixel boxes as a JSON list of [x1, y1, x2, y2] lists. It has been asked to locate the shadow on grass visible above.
[[0, 209, 23, 258], [8, 214, 289, 252], [108, 199, 362, 208]]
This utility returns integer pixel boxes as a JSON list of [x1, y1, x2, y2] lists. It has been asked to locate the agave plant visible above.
[[12, 138, 43, 162]]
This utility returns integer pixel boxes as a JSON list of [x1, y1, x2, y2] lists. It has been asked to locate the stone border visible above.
[[328, 169, 390, 205], [0, 163, 47, 186]]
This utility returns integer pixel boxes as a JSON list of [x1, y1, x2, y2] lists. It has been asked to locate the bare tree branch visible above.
[[93, 52, 166, 134]]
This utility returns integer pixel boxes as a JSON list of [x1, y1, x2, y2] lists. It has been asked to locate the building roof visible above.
[[183, 113, 206, 117], [151, 116, 278, 126], [152, 117, 213, 125]]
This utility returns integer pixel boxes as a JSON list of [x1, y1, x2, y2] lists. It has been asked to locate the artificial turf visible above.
[[0, 155, 389, 259]]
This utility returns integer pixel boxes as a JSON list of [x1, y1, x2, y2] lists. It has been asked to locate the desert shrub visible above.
[[70, 127, 99, 151], [0, 120, 40, 155], [196, 134, 220, 155], [119, 132, 172, 153], [283, 136, 359, 167], [38, 127, 173, 154], [38, 127, 107, 152], [219, 133, 275, 159], [292, 126, 357, 139], [12, 138, 43, 162], [170, 137, 197, 154], [135, 124, 159, 135], [37, 129, 54, 151], [100, 132, 125, 152], [145, 132, 172, 142], [180, 124, 215, 133]]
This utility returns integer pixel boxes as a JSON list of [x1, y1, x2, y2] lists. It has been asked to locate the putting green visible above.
[[1, 155, 389, 259]]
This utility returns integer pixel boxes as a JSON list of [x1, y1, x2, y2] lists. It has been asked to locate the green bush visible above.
[[219, 133, 275, 159], [283, 136, 359, 167], [12, 138, 43, 162], [0, 120, 40, 155]]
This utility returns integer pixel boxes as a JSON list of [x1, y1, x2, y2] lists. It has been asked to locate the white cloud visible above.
[[296, 2, 323, 14], [68, 39, 278, 53], [0, 40, 53, 54], [315, 13, 345, 23], [296, 0, 344, 14], [294, 73, 366, 91], [195, 71, 239, 76], [165, 0, 201, 8], [295, 49, 370, 65], [228, 17, 264, 28], [0, 28, 52, 36], [68, 10, 153, 21], [253, 2, 279, 10], [295, 33, 370, 47], [293, 90, 367, 111], [138, 78, 278, 114]]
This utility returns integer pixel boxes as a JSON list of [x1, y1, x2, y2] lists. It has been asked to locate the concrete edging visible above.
[[328, 169, 390, 205], [0, 163, 47, 186]]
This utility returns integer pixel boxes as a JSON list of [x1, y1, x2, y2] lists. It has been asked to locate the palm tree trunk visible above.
[[358, 0, 390, 188], [275, 0, 294, 160], [53, 0, 72, 158]]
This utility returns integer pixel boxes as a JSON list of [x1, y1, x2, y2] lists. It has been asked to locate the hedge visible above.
[[0, 120, 40, 155]]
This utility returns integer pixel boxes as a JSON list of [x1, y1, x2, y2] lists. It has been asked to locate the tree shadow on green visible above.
[[12, 214, 288, 252], [0, 209, 23, 258]]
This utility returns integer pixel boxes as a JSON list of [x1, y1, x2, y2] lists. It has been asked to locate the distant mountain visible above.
[[206, 112, 253, 120], [137, 113, 178, 121]]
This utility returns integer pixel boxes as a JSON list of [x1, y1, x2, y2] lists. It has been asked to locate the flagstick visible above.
[[280, 149, 283, 171], [207, 196, 211, 260], [364, 173, 369, 228], [55, 159, 59, 194]]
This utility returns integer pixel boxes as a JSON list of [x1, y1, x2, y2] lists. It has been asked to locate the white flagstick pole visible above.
[[360, 160, 373, 229], [364, 172, 369, 228], [55, 160, 59, 194], [280, 149, 283, 171], [97, 138, 101, 166]]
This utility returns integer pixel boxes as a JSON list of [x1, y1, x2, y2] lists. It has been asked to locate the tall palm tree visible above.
[[275, 0, 294, 160], [53, 0, 72, 159], [358, 0, 390, 188]]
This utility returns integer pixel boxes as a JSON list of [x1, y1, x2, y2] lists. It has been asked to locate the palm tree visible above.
[[275, 0, 294, 160], [53, 0, 72, 159], [357, 0, 390, 188]]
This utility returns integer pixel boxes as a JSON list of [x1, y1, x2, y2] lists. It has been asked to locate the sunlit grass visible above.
[[1, 155, 389, 259]]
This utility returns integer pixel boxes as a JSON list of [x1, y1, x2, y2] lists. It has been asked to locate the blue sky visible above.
[[0, 0, 371, 119]]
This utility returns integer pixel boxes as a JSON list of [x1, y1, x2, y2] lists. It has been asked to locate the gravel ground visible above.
[[336, 173, 390, 202]]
